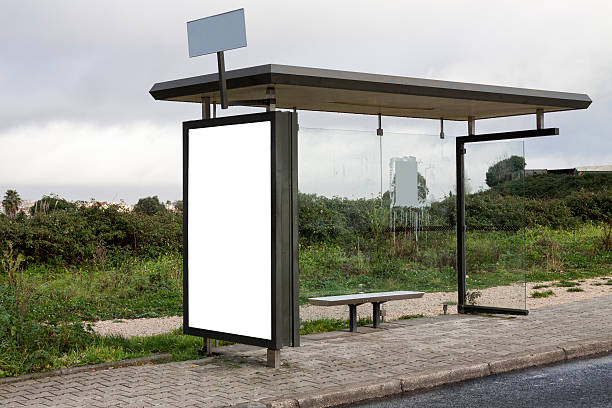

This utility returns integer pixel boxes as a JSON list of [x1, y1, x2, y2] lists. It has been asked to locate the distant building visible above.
[[525, 165, 612, 176]]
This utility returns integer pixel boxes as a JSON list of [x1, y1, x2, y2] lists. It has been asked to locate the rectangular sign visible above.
[[187, 9, 247, 57]]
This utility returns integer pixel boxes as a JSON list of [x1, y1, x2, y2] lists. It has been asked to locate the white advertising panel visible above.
[[188, 121, 271, 340], [391, 156, 419, 207]]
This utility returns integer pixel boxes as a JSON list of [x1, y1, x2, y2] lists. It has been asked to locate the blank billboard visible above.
[[187, 9, 247, 57], [187, 121, 271, 340]]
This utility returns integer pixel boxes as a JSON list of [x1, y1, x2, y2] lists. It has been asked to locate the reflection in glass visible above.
[[298, 128, 456, 307], [464, 140, 526, 310]]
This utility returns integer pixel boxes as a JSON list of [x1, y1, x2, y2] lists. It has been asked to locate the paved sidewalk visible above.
[[1, 295, 611, 408]]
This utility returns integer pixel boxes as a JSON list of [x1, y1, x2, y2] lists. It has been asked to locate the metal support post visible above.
[[440, 118, 445, 139], [213, 101, 217, 118], [349, 304, 357, 332], [202, 96, 211, 119], [267, 349, 280, 368], [456, 139, 466, 313], [266, 87, 276, 111], [197, 92, 211, 354], [467, 116, 476, 136], [536, 108, 544, 129], [217, 51, 228, 109], [372, 302, 381, 328]]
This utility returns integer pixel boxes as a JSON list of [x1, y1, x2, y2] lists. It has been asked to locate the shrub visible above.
[[133, 196, 166, 215], [0, 204, 182, 267]]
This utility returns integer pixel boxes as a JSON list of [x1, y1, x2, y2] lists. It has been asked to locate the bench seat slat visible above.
[[308, 290, 424, 306]]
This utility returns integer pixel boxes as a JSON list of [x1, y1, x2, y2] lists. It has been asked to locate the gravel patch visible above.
[[92, 276, 610, 338]]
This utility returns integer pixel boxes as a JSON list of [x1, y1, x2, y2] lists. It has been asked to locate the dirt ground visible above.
[[92, 276, 611, 337]]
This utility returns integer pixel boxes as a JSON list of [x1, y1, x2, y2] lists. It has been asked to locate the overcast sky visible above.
[[1, 1, 610, 203]]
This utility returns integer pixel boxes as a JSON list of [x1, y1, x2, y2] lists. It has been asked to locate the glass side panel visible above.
[[464, 140, 526, 310], [298, 128, 456, 312]]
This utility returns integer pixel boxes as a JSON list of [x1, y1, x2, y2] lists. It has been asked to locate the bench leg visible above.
[[349, 304, 357, 332], [372, 302, 381, 328]]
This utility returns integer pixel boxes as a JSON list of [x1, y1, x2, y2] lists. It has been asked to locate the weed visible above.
[[567, 288, 584, 292], [532, 284, 549, 289], [397, 314, 425, 320], [555, 281, 580, 287], [531, 290, 555, 298], [0, 242, 25, 284], [299, 317, 373, 335], [466, 290, 482, 305]]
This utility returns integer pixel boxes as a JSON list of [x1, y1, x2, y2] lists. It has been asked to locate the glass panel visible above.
[[464, 140, 526, 310], [298, 128, 456, 309]]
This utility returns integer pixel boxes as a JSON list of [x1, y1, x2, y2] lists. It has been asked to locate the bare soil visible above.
[[92, 276, 611, 337]]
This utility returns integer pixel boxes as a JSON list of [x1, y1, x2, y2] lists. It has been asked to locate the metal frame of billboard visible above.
[[182, 111, 299, 350]]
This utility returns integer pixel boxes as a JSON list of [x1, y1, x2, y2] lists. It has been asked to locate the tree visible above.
[[417, 172, 429, 201], [2, 190, 21, 218], [30, 194, 75, 215], [133, 196, 166, 215], [485, 156, 526, 188], [173, 200, 183, 212]]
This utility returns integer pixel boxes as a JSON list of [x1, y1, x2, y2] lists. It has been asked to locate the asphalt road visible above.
[[353, 354, 612, 408]]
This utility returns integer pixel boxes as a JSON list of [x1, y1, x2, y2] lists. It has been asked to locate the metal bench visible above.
[[308, 291, 424, 332]]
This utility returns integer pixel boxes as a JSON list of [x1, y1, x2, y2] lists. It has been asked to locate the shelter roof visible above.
[[150, 64, 591, 120]]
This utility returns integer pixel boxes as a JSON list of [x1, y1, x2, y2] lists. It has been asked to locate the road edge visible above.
[[256, 338, 612, 408]]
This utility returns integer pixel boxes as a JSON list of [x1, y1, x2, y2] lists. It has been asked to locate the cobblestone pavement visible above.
[[1, 295, 611, 407]]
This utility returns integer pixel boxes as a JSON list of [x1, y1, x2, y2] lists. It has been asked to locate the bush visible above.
[[0, 204, 182, 267], [0, 284, 94, 377], [133, 196, 166, 215]]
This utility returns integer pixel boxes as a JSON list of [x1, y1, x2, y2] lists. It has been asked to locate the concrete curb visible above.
[[0, 353, 173, 385], [259, 338, 612, 408]]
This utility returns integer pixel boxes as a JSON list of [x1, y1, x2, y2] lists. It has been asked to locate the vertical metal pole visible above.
[[202, 96, 211, 119], [439, 118, 445, 139], [456, 139, 466, 313], [457, 116, 473, 313], [267, 348, 280, 369], [217, 51, 228, 109], [536, 109, 544, 129], [213, 101, 217, 118], [349, 304, 357, 332], [266, 87, 276, 111], [467, 116, 476, 136], [372, 302, 381, 328], [201, 95, 212, 352]]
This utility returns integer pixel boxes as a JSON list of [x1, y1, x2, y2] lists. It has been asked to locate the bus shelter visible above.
[[150, 64, 591, 364]]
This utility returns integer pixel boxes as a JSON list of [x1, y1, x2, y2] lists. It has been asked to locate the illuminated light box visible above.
[[183, 112, 299, 349]]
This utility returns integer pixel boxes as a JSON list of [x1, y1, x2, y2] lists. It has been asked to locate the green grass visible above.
[[567, 287, 584, 292], [532, 284, 549, 289], [11, 255, 183, 323], [531, 290, 555, 298], [397, 314, 425, 320], [0, 321, 202, 379], [555, 281, 580, 287], [299, 224, 611, 302], [299, 317, 373, 335]]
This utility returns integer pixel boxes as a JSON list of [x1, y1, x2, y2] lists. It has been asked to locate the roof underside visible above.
[[149, 64, 591, 120]]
